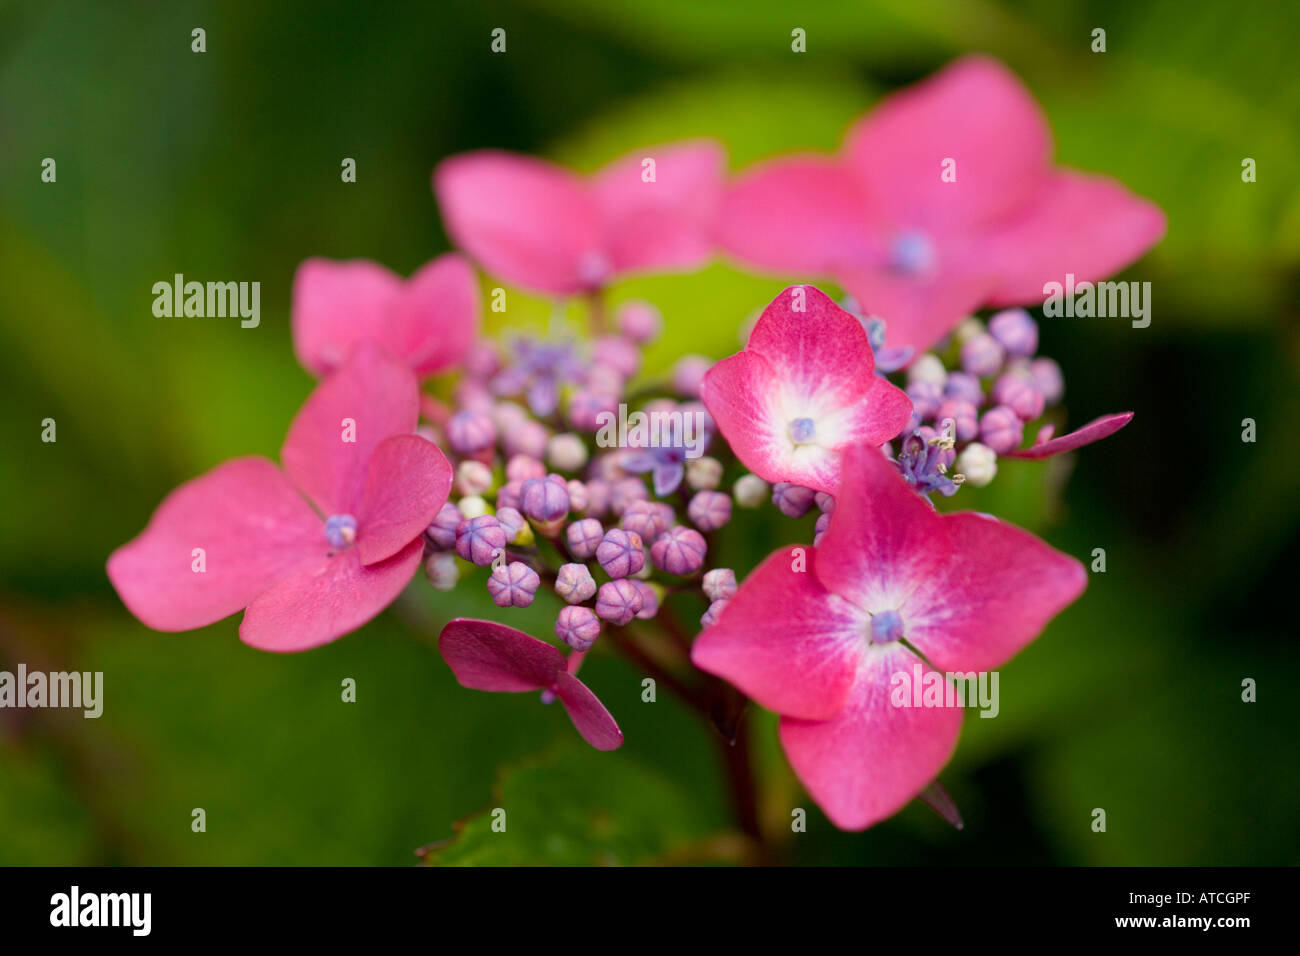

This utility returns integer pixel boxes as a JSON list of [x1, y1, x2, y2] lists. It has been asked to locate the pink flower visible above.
[[433, 141, 726, 296], [292, 254, 479, 378], [691, 443, 1085, 830], [699, 285, 911, 494], [1004, 411, 1133, 459], [719, 56, 1166, 355], [107, 344, 453, 652], [438, 618, 623, 751]]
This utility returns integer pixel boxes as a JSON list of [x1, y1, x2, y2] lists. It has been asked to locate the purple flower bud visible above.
[[815, 492, 835, 513], [565, 479, 589, 513], [631, 580, 660, 619], [555, 605, 602, 651], [487, 561, 541, 608], [610, 477, 648, 515], [935, 399, 979, 442], [495, 506, 526, 540], [772, 482, 817, 519], [906, 379, 943, 422], [979, 405, 1025, 454], [650, 526, 707, 576], [504, 421, 549, 460], [960, 332, 1005, 378], [944, 371, 985, 407], [701, 599, 729, 629], [496, 479, 523, 512], [446, 409, 496, 455], [455, 514, 507, 566], [425, 502, 463, 550], [565, 518, 604, 560], [424, 552, 459, 590], [568, 389, 618, 431], [547, 433, 588, 472], [583, 478, 611, 518], [701, 568, 736, 602], [506, 454, 546, 483], [492, 401, 529, 433], [618, 300, 662, 343], [687, 490, 731, 532], [672, 355, 713, 398], [595, 579, 643, 626], [1030, 357, 1064, 405], [555, 562, 598, 604], [813, 512, 831, 546], [596, 528, 644, 578], [988, 308, 1038, 357], [592, 335, 641, 379], [621, 499, 669, 542], [521, 476, 570, 523], [991, 372, 1045, 422]]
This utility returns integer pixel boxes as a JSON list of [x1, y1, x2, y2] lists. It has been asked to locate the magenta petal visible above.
[[902, 511, 1086, 673], [594, 140, 725, 276], [393, 254, 481, 378], [239, 538, 424, 652], [355, 434, 452, 566], [746, 285, 877, 403], [692, 549, 866, 721], [437, 618, 565, 692], [434, 150, 600, 295], [779, 645, 964, 831], [815, 444, 950, 612], [979, 172, 1167, 305], [718, 156, 876, 275], [281, 342, 419, 516], [1005, 411, 1134, 459], [107, 457, 323, 632], [291, 258, 403, 377], [552, 671, 624, 751], [845, 55, 1052, 231], [699, 351, 787, 482]]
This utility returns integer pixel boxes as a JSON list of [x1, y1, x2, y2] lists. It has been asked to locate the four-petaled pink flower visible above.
[[433, 141, 726, 296], [700, 285, 912, 494], [107, 344, 453, 652], [292, 253, 479, 378], [719, 56, 1166, 355], [692, 443, 1085, 830], [439, 618, 623, 751]]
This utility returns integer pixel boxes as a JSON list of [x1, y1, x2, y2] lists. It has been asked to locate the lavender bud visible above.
[[506, 454, 546, 483], [988, 308, 1038, 357], [583, 478, 611, 518], [423, 552, 459, 591], [496, 479, 523, 511], [446, 409, 496, 455], [487, 561, 541, 608], [555, 605, 602, 651], [672, 355, 713, 398], [651, 526, 707, 576], [701, 568, 736, 603], [991, 372, 1045, 421], [425, 502, 463, 551], [687, 490, 731, 532], [618, 300, 662, 343], [495, 506, 526, 541], [701, 599, 729, 629], [555, 562, 598, 604], [1030, 357, 1065, 405], [815, 492, 835, 513], [935, 399, 979, 442], [609, 477, 648, 515], [905, 380, 943, 422], [979, 405, 1024, 454], [596, 528, 645, 579], [960, 332, 1006, 378], [621, 499, 669, 543], [595, 579, 643, 626], [455, 514, 507, 566], [521, 476, 570, 523], [505, 421, 549, 460], [944, 370, 984, 407], [772, 482, 817, 519], [565, 518, 604, 560], [568, 389, 618, 431], [631, 580, 661, 619], [813, 512, 831, 546]]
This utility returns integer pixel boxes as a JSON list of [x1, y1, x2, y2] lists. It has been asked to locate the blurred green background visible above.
[[1, 0, 1297, 865]]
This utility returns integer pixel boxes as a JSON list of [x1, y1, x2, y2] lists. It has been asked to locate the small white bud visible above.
[[455, 459, 493, 496], [955, 442, 998, 487], [953, 317, 984, 344], [686, 456, 723, 491], [734, 473, 769, 509], [547, 433, 589, 472], [907, 353, 947, 389], [458, 495, 490, 519]]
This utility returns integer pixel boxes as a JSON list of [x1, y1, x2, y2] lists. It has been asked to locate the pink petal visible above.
[[844, 55, 1052, 232], [779, 644, 963, 831], [552, 671, 624, 751], [718, 155, 878, 275], [692, 549, 866, 721], [901, 511, 1086, 673], [239, 538, 424, 652], [839, 268, 997, 356], [393, 254, 480, 378], [291, 259, 404, 377], [699, 350, 787, 481], [355, 434, 452, 566], [281, 342, 419, 516], [977, 172, 1167, 305], [437, 618, 564, 692], [434, 150, 600, 296], [1004, 411, 1133, 459], [593, 140, 725, 276], [107, 457, 324, 632], [814, 444, 950, 612]]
